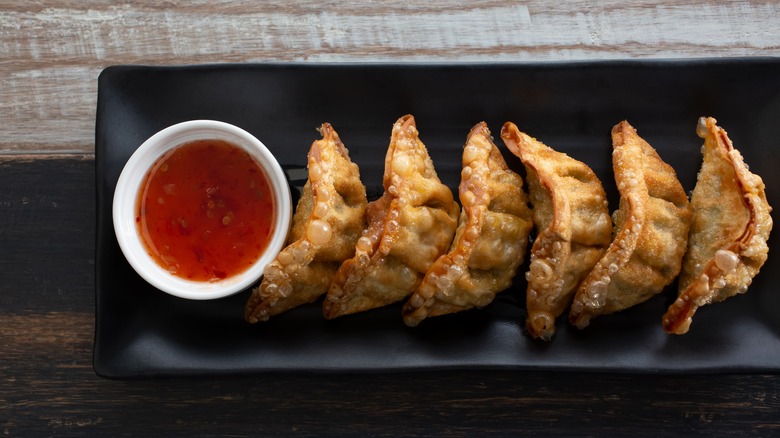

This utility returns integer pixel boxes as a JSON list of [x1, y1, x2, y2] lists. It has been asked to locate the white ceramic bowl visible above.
[[113, 120, 292, 300]]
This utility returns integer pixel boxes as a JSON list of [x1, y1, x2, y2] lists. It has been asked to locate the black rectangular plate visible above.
[[95, 60, 780, 378]]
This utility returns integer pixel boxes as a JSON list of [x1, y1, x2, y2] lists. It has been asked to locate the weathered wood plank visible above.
[[2, 1, 780, 154], [3, 2, 780, 433], [2, 309, 780, 436]]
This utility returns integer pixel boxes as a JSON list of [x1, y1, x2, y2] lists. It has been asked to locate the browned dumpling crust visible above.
[[323, 115, 460, 319], [569, 121, 692, 329], [402, 122, 533, 326], [245, 123, 367, 323], [501, 122, 612, 340], [663, 117, 772, 334]]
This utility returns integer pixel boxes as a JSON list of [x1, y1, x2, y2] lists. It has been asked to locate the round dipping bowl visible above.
[[113, 120, 292, 300]]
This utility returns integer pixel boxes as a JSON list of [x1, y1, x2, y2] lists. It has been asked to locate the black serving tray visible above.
[[95, 60, 780, 378]]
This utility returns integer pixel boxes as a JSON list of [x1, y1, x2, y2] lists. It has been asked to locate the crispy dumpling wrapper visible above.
[[663, 117, 772, 334], [402, 122, 533, 326], [501, 122, 612, 340], [569, 121, 692, 329], [245, 123, 367, 323], [323, 115, 460, 319]]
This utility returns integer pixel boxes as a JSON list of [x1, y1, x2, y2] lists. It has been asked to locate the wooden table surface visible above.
[[3, 1, 780, 435]]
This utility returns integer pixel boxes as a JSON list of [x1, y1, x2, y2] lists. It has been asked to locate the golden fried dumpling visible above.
[[323, 115, 460, 319], [402, 122, 533, 326], [569, 121, 692, 329], [663, 117, 772, 334], [245, 123, 367, 323], [501, 122, 612, 340]]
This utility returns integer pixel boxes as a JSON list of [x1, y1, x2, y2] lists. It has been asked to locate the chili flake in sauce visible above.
[[136, 139, 276, 282]]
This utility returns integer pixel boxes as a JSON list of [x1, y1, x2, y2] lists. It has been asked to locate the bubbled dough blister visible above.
[[663, 117, 773, 334], [569, 121, 692, 329], [402, 122, 533, 327], [245, 123, 367, 323], [501, 122, 612, 341], [323, 115, 460, 319]]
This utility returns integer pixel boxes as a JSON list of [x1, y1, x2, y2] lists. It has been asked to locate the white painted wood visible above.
[[2, 1, 779, 153]]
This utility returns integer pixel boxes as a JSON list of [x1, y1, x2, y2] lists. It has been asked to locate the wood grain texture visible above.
[[3, 2, 780, 434], [2, 1, 780, 153], [1, 156, 779, 436]]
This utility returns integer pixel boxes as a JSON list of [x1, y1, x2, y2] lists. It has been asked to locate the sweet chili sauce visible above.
[[136, 139, 276, 282]]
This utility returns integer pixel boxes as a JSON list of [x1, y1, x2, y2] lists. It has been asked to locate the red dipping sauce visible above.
[[136, 139, 276, 282]]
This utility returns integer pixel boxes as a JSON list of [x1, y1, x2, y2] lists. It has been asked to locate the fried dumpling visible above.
[[245, 123, 367, 323], [323, 115, 460, 319], [402, 122, 533, 326], [501, 122, 612, 340], [663, 117, 772, 334], [569, 121, 692, 329]]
